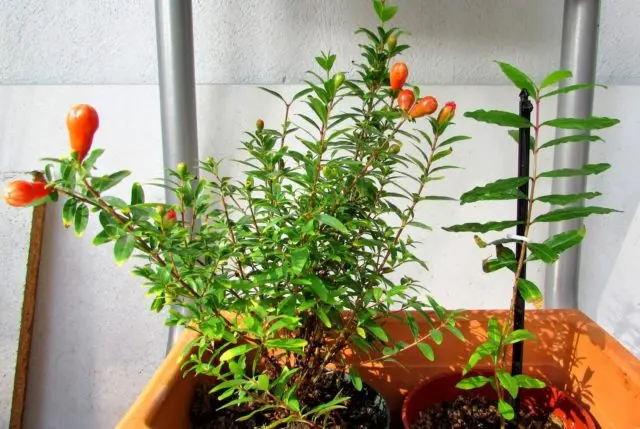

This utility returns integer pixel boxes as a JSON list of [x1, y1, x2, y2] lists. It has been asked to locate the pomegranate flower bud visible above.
[[409, 96, 438, 119], [437, 101, 456, 124], [397, 89, 415, 112], [3, 180, 51, 207], [389, 62, 408, 91], [67, 104, 99, 162], [161, 209, 177, 230]]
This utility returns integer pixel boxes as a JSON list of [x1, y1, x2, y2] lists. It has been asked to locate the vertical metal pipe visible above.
[[154, 0, 199, 353], [545, 0, 600, 309]]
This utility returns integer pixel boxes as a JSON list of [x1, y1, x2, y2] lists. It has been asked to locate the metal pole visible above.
[[154, 0, 199, 353], [545, 0, 600, 308]]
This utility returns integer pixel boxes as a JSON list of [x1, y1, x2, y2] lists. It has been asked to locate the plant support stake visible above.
[[510, 89, 533, 426], [155, 0, 200, 354]]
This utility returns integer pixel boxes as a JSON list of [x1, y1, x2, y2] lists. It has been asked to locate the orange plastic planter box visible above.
[[116, 310, 640, 429]]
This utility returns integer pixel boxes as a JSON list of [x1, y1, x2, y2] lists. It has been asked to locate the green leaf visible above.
[[439, 135, 471, 147], [219, 344, 255, 364], [82, 148, 105, 170], [539, 134, 603, 149], [460, 177, 528, 204], [349, 367, 363, 392], [62, 198, 77, 228], [498, 399, 515, 420], [408, 221, 432, 231], [505, 329, 536, 345], [463, 342, 498, 375], [541, 83, 607, 99], [366, 325, 388, 342], [316, 213, 349, 234], [92, 170, 131, 192], [456, 375, 492, 390], [514, 374, 546, 389], [443, 220, 521, 234], [265, 338, 308, 352], [507, 129, 535, 149], [290, 248, 309, 275], [543, 226, 586, 255], [542, 117, 620, 130], [517, 278, 543, 308], [417, 343, 434, 361], [445, 324, 466, 342], [487, 318, 501, 345], [114, 234, 135, 266], [381, 5, 398, 22], [74, 203, 89, 237], [92, 230, 113, 246], [534, 206, 618, 223], [309, 277, 329, 302], [496, 61, 537, 97], [536, 192, 602, 205], [527, 243, 559, 263], [130, 182, 145, 205], [257, 374, 269, 391], [464, 110, 532, 128], [316, 306, 331, 328], [537, 163, 610, 178], [430, 329, 443, 345], [259, 87, 286, 103], [498, 370, 519, 399], [540, 69, 572, 89]]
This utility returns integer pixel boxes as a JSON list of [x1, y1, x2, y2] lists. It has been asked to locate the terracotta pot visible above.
[[117, 310, 640, 429], [401, 371, 596, 429]]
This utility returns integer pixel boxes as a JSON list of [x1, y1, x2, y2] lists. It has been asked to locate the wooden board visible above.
[[9, 204, 46, 429]]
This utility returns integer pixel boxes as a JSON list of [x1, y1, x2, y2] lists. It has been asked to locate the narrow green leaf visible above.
[[514, 374, 546, 389], [430, 329, 443, 345], [483, 257, 516, 273], [316, 306, 332, 328], [496, 61, 537, 97], [527, 243, 559, 263], [219, 344, 257, 362], [92, 230, 113, 246], [366, 325, 388, 342], [542, 117, 620, 130], [497, 370, 519, 399], [349, 366, 363, 391], [265, 339, 308, 352], [498, 399, 515, 420], [316, 213, 349, 234], [456, 375, 491, 390], [74, 203, 89, 237], [517, 278, 543, 308], [505, 329, 536, 345], [62, 198, 77, 228], [463, 342, 498, 375], [309, 277, 329, 302], [290, 247, 310, 275], [540, 69, 572, 89], [539, 134, 603, 150], [541, 83, 606, 99], [543, 226, 586, 255], [114, 235, 135, 266], [507, 129, 535, 150], [259, 87, 286, 103], [417, 343, 434, 361], [487, 318, 501, 345], [407, 221, 432, 231], [464, 110, 532, 128], [443, 220, 521, 234], [445, 324, 466, 342], [257, 374, 269, 391], [460, 177, 529, 204], [537, 163, 610, 178], [534, 206, 618, 223], [536, 192, 602, 205], [439, 135, 471, 147]]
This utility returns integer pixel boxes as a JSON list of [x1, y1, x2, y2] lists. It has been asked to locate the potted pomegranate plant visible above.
[[402, 64, 640, 428], [4, 1, 470, 427]]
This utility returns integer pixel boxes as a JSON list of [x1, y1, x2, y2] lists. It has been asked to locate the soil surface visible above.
[[411, 394, 563, 429], [190, 372, 388, 428]]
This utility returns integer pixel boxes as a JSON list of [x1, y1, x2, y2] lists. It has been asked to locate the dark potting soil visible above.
[[190, 372, 388, 428], [411, 394, 563, 429]]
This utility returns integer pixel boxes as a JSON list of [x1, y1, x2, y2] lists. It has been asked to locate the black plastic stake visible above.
[[509, 89, 533, 426]]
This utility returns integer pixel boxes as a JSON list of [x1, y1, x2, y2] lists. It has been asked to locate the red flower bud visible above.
[[437, 101, 456, 124], [3, 180, 51, 207], [397, 89, 415, 112], [409, 96, 438, 119], [167, 209, 177, 220], [67, 104, 99, 162], [389, 62, 408, 91], [161, 209, 177, 230]]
